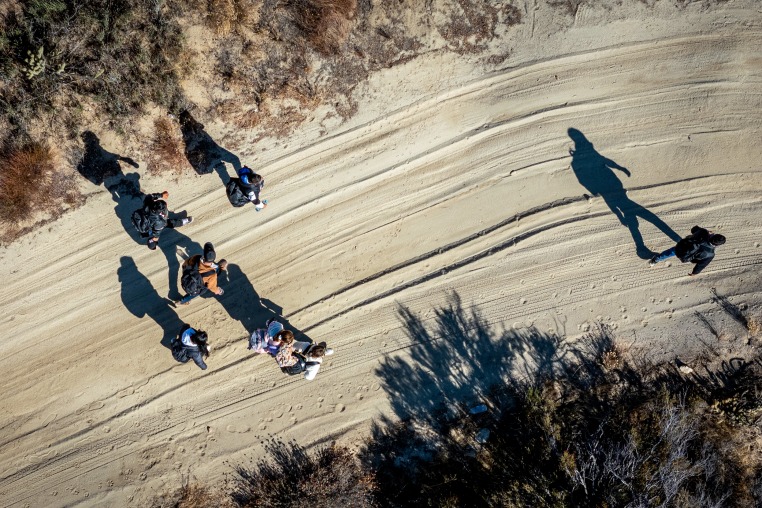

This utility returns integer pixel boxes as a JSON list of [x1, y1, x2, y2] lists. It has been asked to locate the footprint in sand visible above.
[[335, 403, 346, 413], [226, 424, 251, 433]]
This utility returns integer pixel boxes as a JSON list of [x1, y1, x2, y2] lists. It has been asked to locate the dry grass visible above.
[[149, 117, 188, 175], [206, 0, 255, 36], [0, 142, 63, 223], [0, 140, 79, 243], [290, 0, 357, 55]]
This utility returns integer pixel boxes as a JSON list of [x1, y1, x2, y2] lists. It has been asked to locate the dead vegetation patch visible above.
[[149, 117, 188, 175], [438, 0, 522, 54], [289, 0, 358, 55], [0, 140, 79, 242]]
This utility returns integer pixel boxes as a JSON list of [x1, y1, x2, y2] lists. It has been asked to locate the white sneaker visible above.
[[325, 348, 334, 356], [182, 216, 193, 226]]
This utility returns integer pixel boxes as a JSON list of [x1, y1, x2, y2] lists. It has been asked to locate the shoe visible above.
[[325, 348, 335, 356], [178, 299, 190, 306], [649, 255, 658, 267], [182, 216, 193, 225], [218, 259, 228, 271]]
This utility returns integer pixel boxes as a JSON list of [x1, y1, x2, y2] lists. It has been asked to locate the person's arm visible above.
[[605, 158, 630, 177], [192, 349, 207, 370], [304, 361, 321, 381], [690, 252, 714, 276]]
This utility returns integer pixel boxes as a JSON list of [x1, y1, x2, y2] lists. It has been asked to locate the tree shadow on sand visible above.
[[179, 110, 241, 185], [365, 292, 759, 506], [118, 256, 184, 349], [567, 128, 681, 259]]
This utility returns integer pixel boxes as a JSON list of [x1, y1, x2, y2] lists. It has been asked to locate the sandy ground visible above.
[[1, 1, 762, 506]]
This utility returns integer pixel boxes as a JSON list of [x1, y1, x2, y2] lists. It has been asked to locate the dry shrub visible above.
[[151, 483, 233, 508], [0, 141, 63, 224], [150, 117, 187, 174], [290, 0, 357, 55], [232, 440, 376, 507], [438, 0, 522, 54], [206, 0, 253, 36]]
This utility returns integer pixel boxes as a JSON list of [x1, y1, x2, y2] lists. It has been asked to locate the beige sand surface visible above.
[[1, 1, 761, 506]]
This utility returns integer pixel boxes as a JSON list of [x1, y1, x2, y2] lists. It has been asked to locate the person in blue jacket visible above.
[[171, 324, 210, 370]]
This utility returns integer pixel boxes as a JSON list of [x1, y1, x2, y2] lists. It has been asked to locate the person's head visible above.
[[309, 344, 327, 358], [274, 329, 294, 345], [202, 242, 216, 264], [710, 234, 726, 246], [239, 168, 262, 187], [191, 330, 210, 356], [151, 199, 168, 219]]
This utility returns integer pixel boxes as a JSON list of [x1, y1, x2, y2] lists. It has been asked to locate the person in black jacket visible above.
[[171, 324, 210, 370], [226, 166, 267, 210], [649, 226, 726, 276], [138, 191, 193, 250]]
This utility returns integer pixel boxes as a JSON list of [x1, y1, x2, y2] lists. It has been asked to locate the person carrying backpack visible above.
[[649, 226, 726, 276], [226, 166, 267, 211], [171, 324, 210, 370], [131, 191, 193, 250], [281, 341, 334, 380], [248, 318, 292, 355], [176, 242, 227, 305]]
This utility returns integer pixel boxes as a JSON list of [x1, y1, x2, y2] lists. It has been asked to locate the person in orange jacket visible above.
[[176, 242, 227, 305]]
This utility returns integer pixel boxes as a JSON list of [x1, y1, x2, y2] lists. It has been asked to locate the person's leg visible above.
[[292, 340, 311, 353], [650, 247, 676, 264], [178, 292, 201, 305]]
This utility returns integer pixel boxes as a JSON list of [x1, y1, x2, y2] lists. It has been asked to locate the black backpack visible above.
[[131, 208, 149, 236], [675, 237, 702, 263], [181, 262, 206, 296], [226, 179, 250, 207], [281, 352, 319, 376]]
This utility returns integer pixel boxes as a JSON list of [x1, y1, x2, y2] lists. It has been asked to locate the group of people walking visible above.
[[130, 165, 332, 380]]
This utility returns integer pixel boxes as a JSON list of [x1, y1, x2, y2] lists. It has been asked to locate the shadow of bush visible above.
[[364, 292, 762, 507]]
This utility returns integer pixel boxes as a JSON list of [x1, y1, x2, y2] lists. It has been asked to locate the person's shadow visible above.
[[567, 128, 681, 259], [118, 256, 185, 349], [179, 110, 241, 185], [217, 263, 312, 343], [75, 131, 145, 244], [159, 230, 203, 301]]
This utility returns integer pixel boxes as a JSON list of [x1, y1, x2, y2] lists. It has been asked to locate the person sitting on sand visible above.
[[280, 341, 334, 380], [249, 318, 292, 356], [171, 324, 210, 370], [226, 166, 267, 211], [131, 191, 193, 250], [176, 242, 227, 305]]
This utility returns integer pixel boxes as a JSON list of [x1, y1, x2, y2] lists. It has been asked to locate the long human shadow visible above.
[[76, 131, 144, 245], [158, 228, 203, 301], [216, 263, 311, 343], [567, 128, 681, 259], [179, 110, 241, 185], [117, 256, 184, 349]]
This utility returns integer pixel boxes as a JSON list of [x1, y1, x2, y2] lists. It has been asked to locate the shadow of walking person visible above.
[[567, 128, 681, 259], [179, 110, 241, 184], [75, 131, 145, 244], [118, 256, 184, 349], [157, 228, 203, 301], [76, 131, 139, 186], [217, 263, 312, 343]]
